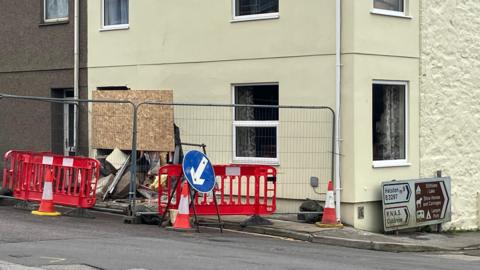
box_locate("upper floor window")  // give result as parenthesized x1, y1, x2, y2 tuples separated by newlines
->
(102, 0, 129, 30)
(372, 0, 406, 17)
(233, 0, 279, 22)
(44, 0, 69, 22)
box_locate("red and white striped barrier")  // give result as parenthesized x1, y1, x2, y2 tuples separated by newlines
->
(158, 164, 276, 217)
(3, 150, 100, 209)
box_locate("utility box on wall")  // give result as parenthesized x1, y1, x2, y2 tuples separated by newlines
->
(381, 177, 451, 232)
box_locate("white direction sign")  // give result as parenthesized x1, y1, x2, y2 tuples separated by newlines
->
(382, 177, 451, 232)
(190, 156, 208, 185)
(384, 207, 410, 228)
(383, 183, 411, 204)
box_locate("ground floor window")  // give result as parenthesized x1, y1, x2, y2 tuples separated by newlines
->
(233, 84, 279, 163)
(51, 89, 75, 156)
(372, 81, 408, 167)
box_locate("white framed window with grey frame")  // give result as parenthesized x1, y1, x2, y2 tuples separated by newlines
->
(372, 80, 409, 168)
(232, 83, 279, 164)
(102, 0, 129, 30)
(232, 0, 279, 22)
(372, 0, 408, 17)
(44, 0, 69, 23)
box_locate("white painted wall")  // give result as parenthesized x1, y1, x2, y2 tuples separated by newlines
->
(420, 0, 480, 230)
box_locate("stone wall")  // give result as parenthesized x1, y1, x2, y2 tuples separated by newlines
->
(420, 0, 480, 230)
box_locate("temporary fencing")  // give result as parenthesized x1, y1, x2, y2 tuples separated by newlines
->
(2, 150, 100, 208)
(0, 93, 335, 221)
(0, 93, 140, 219)
(140, 102, 334, 208)
(2, 150, 35, 191)
(158, 164, 276, 216)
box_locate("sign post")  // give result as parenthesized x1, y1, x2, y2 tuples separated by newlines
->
(381, 177, 451, 232)
(182, 150, 222, 232)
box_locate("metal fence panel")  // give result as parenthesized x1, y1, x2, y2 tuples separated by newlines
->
(1, 93, 334, 217)
(139, 103, 334, 202)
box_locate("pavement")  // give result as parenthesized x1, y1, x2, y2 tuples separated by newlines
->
(2, 196, 480, 256)
(4, 204, 480, 270)
(199, 215, 480, 254)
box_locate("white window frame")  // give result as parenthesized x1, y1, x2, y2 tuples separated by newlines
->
(371, 0, 412, 19)
(43, 0, 69, 23)
(232, 83, 280, 165)
(63, 90, 76, 155)
(231, 0, 279, 22)
(372, 80, 410, 168)
(101, 0, 129, 31)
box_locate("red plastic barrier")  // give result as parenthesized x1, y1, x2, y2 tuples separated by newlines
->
(158, 164, 276, 216)
(3, 151, 100, 208)
(2, 150, 37, 191)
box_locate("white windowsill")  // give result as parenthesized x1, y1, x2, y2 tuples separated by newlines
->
(233, 158, 279, 166)
(231, 13, 279, 23)
(100, 24, 130, 32)
(370, 9, 413, 19)
(44, 17, 69, 23)
(372, 161, 411, 168)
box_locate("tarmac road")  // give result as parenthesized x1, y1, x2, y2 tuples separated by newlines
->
(0, 205, 479, 270)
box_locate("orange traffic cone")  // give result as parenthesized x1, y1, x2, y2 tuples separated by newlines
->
(32, 168, 61, 216)
(173, 181, 192, 230)
(316, 181, 343, 228)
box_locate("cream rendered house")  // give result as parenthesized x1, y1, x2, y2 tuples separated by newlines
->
(88, 0, 420, 232)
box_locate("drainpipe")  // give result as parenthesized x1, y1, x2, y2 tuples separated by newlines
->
(73, 0, 80, 155)
(335, 0, 342, 223)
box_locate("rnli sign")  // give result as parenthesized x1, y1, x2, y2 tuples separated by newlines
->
(384, 206, 410, 228)
(381, 177, 451, 232)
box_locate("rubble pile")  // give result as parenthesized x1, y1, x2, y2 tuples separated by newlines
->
(96, 148, 169, 214)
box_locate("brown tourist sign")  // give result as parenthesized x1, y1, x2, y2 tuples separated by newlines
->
(382, 177, 451, 232)
(414, 181, 449, 223)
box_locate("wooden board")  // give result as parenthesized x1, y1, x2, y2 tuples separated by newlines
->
(92, 90, 174, 151)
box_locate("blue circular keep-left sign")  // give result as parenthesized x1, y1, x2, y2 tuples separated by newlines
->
(182, 150, 215, 193)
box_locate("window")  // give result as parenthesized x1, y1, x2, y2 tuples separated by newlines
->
(64, 90, 76, 155)
(233, 0, 279, 21)
(372, 81, 408, 167)
(51, 89, 75, 155)
(102, 0, 129, 29)
(44, 0, 69, 22)
(233, 84, 279, 164)
(372, 0, 407, 17)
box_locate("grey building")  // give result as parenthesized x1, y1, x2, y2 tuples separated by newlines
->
(0, 0, 88, 178)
